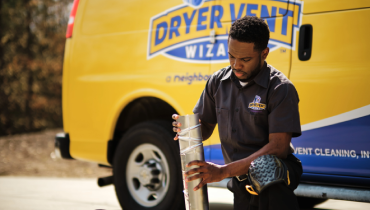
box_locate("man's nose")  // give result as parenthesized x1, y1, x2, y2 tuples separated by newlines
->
(233, 59, 243, 69)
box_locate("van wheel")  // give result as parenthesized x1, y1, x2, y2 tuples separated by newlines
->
(113, 121, 185, 210)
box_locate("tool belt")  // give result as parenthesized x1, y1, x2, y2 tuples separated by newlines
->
(239, 155, 290, 195)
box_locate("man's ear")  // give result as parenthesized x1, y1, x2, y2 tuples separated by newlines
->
(262, 47, 270, 60)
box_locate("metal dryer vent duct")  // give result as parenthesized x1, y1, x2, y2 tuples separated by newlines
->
(177, 114, 209, 210)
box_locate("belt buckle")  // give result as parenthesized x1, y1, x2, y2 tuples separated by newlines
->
(236, 174, 248, 182)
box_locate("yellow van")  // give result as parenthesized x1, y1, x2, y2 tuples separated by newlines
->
(56, 0, 370, 209)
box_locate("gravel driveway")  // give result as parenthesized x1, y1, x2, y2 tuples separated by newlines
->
(0, 129, 111, 178)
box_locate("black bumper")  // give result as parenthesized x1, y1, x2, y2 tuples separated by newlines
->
(55, 133, 74, 159)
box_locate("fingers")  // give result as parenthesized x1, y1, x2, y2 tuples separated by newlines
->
(194, 180, 207, 191)
(172, 121, 181, 127)
(186, 160, 206, 167)
(172, 114, 181, 140)
(172, 114, 181, 141)
(172, 127, 181, 132)
(186, 172, 204, 182)
(184, 166, 207, 177)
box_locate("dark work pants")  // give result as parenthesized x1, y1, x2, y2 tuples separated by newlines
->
(227, 154, 303, 210)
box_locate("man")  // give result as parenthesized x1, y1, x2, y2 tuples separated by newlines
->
(173, 16, 302, 210)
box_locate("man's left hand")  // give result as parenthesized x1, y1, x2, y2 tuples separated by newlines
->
(184, 161, 227, 191)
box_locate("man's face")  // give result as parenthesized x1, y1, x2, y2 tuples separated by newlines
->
(228, 38, 268, 81)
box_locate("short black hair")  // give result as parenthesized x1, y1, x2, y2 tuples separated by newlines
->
(229, 16, 270, 52)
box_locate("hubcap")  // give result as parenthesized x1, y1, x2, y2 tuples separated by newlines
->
(126, 144, 170, 207)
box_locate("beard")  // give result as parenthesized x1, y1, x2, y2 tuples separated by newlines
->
(236, 55, 262, 82)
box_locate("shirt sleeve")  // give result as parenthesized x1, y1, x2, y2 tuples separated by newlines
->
(193, 77, 217, 124)
(268, 83, 301, 137)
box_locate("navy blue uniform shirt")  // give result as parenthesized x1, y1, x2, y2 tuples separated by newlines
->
(193, 61, 301, 164)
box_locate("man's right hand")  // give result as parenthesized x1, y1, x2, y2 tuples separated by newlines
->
(172, 114, 181, 140)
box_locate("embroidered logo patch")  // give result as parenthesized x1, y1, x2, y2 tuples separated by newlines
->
(249, 95, 266, 110)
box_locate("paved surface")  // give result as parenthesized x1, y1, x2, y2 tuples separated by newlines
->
(0, 177, 370, 210)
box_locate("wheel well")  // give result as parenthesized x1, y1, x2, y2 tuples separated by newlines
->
(107, 97, 177, 164)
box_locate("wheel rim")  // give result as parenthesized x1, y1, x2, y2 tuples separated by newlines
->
(126, 143, 170, 207)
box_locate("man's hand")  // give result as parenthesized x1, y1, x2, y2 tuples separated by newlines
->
(172, 114, 203, 140)
(173, 113, 215, 141)
(184, 160, 227, 191)
(172, 114, 181, 140)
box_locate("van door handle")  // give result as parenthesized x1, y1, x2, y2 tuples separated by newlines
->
(298, 24, 313, 61)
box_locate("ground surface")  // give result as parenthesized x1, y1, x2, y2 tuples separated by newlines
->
(0, 129, 112, 178)
(1, 177, 370, 210)
(1, 130, 370, 210)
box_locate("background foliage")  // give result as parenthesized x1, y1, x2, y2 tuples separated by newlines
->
(0, 0, 73, 136)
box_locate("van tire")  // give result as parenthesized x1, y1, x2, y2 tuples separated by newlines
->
(113, 121, 185, 210)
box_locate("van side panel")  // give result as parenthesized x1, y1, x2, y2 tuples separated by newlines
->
(62, 39, 72, 133)
(290, 7, 370, 184)
(67, 0, 211, 163)
(303, 0, 370, 14)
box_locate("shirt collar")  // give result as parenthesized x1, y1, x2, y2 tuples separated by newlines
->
(221, 61, 269, 89)
(253, 61, 269, 89)
(221, 67, 232, 81)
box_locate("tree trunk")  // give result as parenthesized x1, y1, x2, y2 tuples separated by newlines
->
(24, 0, 34, 131)
(0, 0, 9, 135)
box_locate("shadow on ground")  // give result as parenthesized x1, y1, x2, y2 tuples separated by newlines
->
(210, 203, 233, 210)
(208, 203, 332, 210)
(301, 209, 331, 210)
